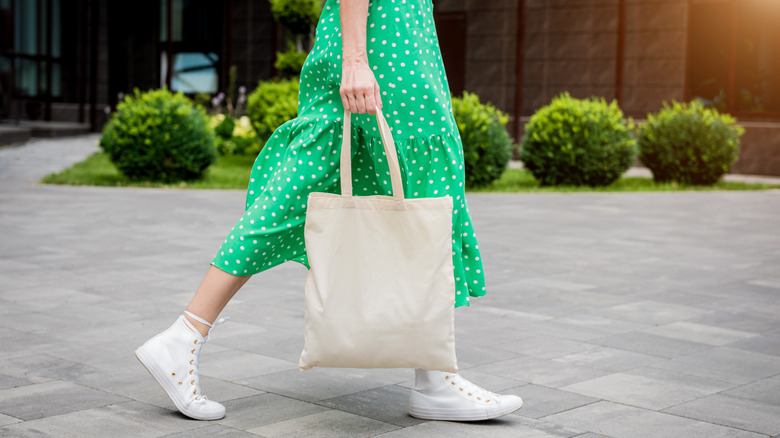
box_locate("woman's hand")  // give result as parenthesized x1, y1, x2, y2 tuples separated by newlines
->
(340, 58, 382, 115)
(339, 0, 382, 115)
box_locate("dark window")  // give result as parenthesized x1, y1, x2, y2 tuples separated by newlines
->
(735, 0, 780, 114)
(688, 0, 780, 118)
(159, 0, 222, 93)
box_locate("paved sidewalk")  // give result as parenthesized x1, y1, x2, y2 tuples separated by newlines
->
(1, 136, 779, 437)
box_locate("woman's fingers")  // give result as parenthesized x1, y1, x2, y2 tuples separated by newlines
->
(364, 84, 379, 115)
(340, 61, 381, 115)
(355, 89, 368, 114)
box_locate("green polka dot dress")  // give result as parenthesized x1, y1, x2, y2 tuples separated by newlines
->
(211, 0, 486, 307)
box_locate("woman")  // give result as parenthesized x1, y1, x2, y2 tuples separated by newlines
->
(135, 0, 523, 422)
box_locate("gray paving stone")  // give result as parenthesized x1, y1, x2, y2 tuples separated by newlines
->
(452, 343, 522, 366)
(508, 415, 588, 437)
(3, 137, 780, 435)
(212, 330, 306, 364)
(0, 326, 70, 361)
(729, 335, 780, 357)
(374, 414, 582, 438)
(247, 409, 399, 437)
(217, 393, 328, 430)
(694, 283, 780, 314)
(638, 290, 737, 313)
(592, 331, 712, 359)
(160, 424, 260, 437)
(494, 335, 597, 359)
(199, 349, 299, 381)
(0, 380, 127, 420)
(0, 413, 21, 427)
(572, 434, 616, 438)
(552, 347, 664, 372)
(0, 353, 105, 384)
(0, 374, 29, 390)
(545, 401, 767, 438)
(521, 314, 649, 342)
(511, 384, 599, 419)
(454, 318, 539, 348)
(689, 309, 780, 333)
(479, 356, 611, 388)
(651, 347, 780, 385)
(239, 367, 410, 403)
(664, 394, 780, 436)
(747, 279, 780, 290)
(460, 304, 554, 327)
(560, 367, 734, 410)
(320, 384, 425, 427)
(640, 321, 758, 346)
(594, 300, 713, 326)
(0, 401, 207, 438)
(722, 376, 780, 405)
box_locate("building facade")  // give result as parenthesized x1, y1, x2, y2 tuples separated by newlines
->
(2, 0, 779, 175)
(0, 0, 276, 130)
(435, 0, 780, 176)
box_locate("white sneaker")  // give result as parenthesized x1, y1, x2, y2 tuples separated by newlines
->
(135, 312, 226, 420)
(409, 369, 523, 421)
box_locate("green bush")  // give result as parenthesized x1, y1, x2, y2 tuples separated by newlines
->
(275, 42, 309, 77)
(269, 0, 322, 36)
(209, 114, 262, 156)
(191, 92, 212, 109)
(246, 78, 299, 144)
(520, 93, 636, 187)
(215, 115, 236, 140)
(451, 92, 515, 187)
(99, 88, 216, 182)
(638, 100, 743, 185)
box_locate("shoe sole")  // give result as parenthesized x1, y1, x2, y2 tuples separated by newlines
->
(134, 346, 224, 421)
(409, 399, 523, 422)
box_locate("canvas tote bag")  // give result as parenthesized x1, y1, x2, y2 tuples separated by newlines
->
(298, 108, 458, 373)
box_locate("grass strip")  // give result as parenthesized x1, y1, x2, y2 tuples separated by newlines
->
(42, 152, 780, 192)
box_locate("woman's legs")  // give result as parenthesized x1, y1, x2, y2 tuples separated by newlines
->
(184, 265, 251, 337)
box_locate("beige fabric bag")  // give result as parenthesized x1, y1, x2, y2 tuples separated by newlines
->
(298, 109, 458, 372)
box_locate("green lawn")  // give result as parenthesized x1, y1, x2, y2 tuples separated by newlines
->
(42, 152, 256, 189)
(469, 167, 780, 192)
(42, 152, 780, 192)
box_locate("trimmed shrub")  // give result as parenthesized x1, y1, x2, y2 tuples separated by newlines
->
(520, 93, 636, 187)
(210, 114, 261, 156)
(269, 0, 322, 37)
(99, 88, 216, 182)
(451, 91, 515, 187)
(275, 42, 309, 77)
(215, 115, 236, 140)
(246, 78, 299, 144)
(638, 100, 743, 185)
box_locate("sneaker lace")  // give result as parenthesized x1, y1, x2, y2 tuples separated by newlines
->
(447, 373, 499, 402)
(184, 312, 228, 401)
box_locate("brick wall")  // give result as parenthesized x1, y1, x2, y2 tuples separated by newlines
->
(436, 0, 518, 113)
(519, 0, 689, 119)
(620, 0, 687, 117)
(523, 0, 619, 115)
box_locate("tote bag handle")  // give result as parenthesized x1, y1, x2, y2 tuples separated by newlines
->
(340, 109, 405, 201)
